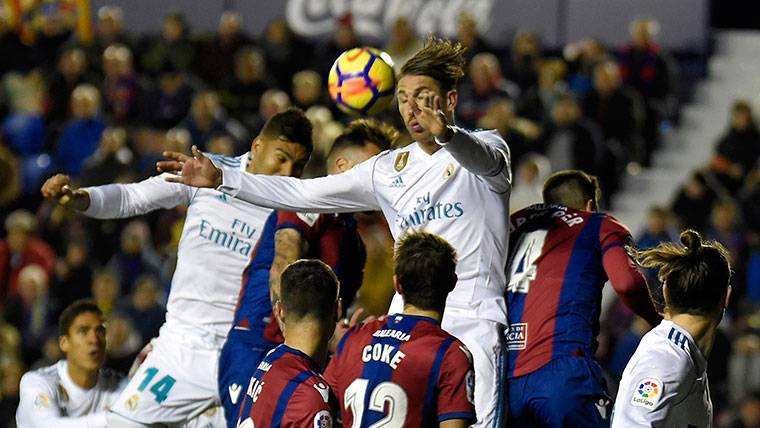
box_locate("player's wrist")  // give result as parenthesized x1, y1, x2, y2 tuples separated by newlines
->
(72, 190, 91, 211)
(434, 125, 456, 146)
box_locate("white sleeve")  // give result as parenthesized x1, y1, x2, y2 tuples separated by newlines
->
(16, 373, 108, 428)
(81, 174, 195, 219)
(217, 155, 380, 213)
(611, 347, 690, 428)
(442, 128, 512, 194)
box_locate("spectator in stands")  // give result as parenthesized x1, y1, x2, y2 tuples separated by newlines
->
(565, 38, 610, 97)
(456, 13, 489, 63)
(2, 70, 46, 156)
(4, 264, 53, 364)
(181, 91, 244, 151)
(711, 100, 760, 194)
(0, 210, 55, 307)
(249, 88, 291, 136)
(477, 98, 537, 166)
(672, 170, 717, 233)
(315, 14, 359, 76)
(91, 5, 132, 66)
(292, 70, 327, 111)
(140, 12, 195, 76)
(260, 18, 310, 90)
(619, 18, 677, 166)
(384, 17, 422, 74)
(142, 62, 195, 129)
(508, 153, 551, 213)
(196, 11, 252, 87)
(605, 316, 650, 381)
(0, 359, 24, 427)
(101, 44, 142, 125)
(0, 143, 20, 209)
(206, 134, 236, 156)
(52, 240, 94, 312)
(119, 275, 165, 344)
(708, 200, 747, 270)
(517, 58, 569, 125)
(46, 47, 95, 125)
(91, 268, 120, 317)
(637, 206, 677, 249)
(81, 126, 135, 186)
(457, 52, 520, 128)
(539, 93, 600, 175)
(55, 84, 106, 177)
(582, 60, 644, 174)
(30, 334, 62, 370)
(104, 312, 142, 374)
(725, 392, 760, 428)
(106, 220, 163, 295)
(504, 31, 541, 91)
(220, 47, 273, 130)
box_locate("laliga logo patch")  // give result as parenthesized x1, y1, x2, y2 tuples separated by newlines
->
(394, 152, 409, 172)
(314, 410, 333, 428)
(631, 378, 662, 410)
(34, 393, 50, 408)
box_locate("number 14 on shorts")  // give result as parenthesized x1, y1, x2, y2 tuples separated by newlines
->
(138, 367, 176, 403)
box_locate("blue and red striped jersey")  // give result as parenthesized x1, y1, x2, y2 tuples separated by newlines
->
(233, 210, 365, 343)
(506, 204, 659, 378)
(324, 314, 476, 427)
(236, 344, 337, 428)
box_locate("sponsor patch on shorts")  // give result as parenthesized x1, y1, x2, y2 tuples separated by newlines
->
(506, 323, 528, 350)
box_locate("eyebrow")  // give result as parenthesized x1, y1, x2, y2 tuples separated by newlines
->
(274, 147, 295, 160)
(397, 86, 431, 96)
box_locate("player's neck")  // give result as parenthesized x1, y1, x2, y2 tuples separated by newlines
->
(66, 361, 99, 389)
(402, 305, 443, 322)
(284, 323, 331, 369)
(668, 314, 718, 359)
(417, 139, 443, 155)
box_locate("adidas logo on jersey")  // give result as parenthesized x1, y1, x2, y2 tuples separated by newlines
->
(390, 176, 406, 188)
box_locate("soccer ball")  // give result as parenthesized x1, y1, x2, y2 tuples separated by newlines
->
(328, 47, 396, 116)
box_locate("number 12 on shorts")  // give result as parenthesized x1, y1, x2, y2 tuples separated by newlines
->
(138, 367, 176, 403)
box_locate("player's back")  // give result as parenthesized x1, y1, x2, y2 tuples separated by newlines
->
(237, 345, 335, 428)
(506, 203, 630, 378)
(612, 320, 711, 427)
(233, 210, 365, 343)
(324, 314, 476, 427)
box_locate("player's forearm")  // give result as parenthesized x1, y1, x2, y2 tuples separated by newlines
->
(218, 170, 377, 213)
(270, 229, 306, 300)
(442, 129, 509, 178)
(82, 176, 187, 219)
(605, 248, 661, 326)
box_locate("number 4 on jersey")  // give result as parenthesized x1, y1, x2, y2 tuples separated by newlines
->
(507, 230, 547, 294)
(137, 367, 176, 403)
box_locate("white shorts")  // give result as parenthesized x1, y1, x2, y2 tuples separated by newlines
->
(108, 327, 226, 427)
(389, 294, 507, 428)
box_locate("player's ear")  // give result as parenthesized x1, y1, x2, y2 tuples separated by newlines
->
(59, 335, 69, 354)
(585, 199, 596, 212)
(251, 137, 264, 155)
(334, 156, 349, 174)
(724, 285, 732, 310)
(661, 282, 672, 315)
(392, 275, 403, 295)
(274, 300, 285, 327)
(446, 89, 458, 114)
(336, 298, 343, 323)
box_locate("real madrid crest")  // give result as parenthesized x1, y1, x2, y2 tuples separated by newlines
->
(443, 163, 456, 180)
(126, 394, 140, 411)
(394, 152, 409, 172)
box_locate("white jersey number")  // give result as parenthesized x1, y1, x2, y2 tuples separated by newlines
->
(345, 379, 408, 428)
(507, 230, 547, 294)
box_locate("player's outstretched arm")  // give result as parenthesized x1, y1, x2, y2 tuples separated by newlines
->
(414, 93, 511, 193)
(159, 146, 380, 213)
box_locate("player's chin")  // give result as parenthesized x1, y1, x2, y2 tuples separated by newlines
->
(409, 127, 431, 142)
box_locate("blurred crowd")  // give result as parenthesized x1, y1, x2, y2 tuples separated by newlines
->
(0, 3, 758, 428)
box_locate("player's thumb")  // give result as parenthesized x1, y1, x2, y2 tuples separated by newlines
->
(59, 185, 75, 205)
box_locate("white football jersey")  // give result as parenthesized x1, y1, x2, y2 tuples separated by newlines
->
(16, 360, 125, 428)
(83, 153, 272, 343)
(612, 320, 712, 428)
(217, 129, 511, 323)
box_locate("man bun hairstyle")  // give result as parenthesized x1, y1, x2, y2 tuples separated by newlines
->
(630, 229, 731, 316)
(400, 37, 467, 92)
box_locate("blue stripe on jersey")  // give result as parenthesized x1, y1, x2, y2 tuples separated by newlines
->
(601, 241, 625, 254)
(238, 346, 288, 422)
(422, 337, 455, 426)
(359, 315, 423, 426)
(439, 412, 477, 422)
(335, 325, 359, 358)
(668, 327, 688, 351)
(551, 214, 603, 359)
(271, 370, 314, 427)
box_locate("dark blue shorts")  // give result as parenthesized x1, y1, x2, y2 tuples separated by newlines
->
(218, 329, 276, 428)
(507, 356, 612, 428)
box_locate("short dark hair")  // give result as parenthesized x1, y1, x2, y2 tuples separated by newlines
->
(400, 37, 466, 92)
(630, 229, 731, 316)
(279, 259, 339, 322)
(59, 299, 103, 337)
(542, 170, 601, 210)
(327, 118, 397, 163)
(260, 108, 313, 155)
(395, 232, 457, 311)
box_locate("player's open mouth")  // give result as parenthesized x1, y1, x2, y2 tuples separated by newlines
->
(410, 122, 424, 133)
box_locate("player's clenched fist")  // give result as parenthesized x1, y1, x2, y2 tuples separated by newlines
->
(40, 174, 90, 211)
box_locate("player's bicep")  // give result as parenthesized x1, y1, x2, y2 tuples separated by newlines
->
(270, 228, 307, 300)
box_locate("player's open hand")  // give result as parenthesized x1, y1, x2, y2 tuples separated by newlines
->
(157, 146, 222, 188)
(41, 174, 89, 211)
(410, 91, 450, 140)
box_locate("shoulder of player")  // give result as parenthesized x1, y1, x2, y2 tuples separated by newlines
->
(20, 365, 59, 392)
(596, 212, 632, 235)
(290, 373, 332, 407)
(626, 332, 695, 384)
